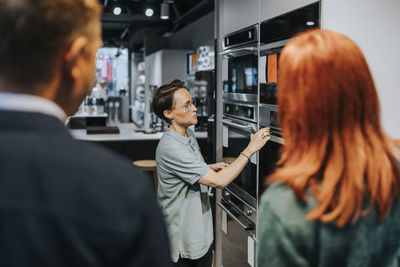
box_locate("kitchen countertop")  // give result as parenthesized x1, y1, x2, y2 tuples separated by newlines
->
(69, 123, 207, 142)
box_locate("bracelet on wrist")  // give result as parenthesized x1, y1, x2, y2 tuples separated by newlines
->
(240, 152, 251, 161)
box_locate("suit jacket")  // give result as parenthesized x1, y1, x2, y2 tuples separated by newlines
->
(0, 110, 172, 267)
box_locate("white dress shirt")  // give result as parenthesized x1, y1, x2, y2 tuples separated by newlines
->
(0, 92, 67, 122)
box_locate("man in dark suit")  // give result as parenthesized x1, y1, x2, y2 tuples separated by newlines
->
(0, 0, 172, 266)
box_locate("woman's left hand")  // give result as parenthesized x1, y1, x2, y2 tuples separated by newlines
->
(209, 162, 229, 172)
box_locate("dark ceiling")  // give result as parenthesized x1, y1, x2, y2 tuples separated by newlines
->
(99, 0, 214, 51)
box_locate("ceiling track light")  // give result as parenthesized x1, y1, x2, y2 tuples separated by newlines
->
(113, 6, 122, 16)
(145, 8, 154, 17)
(160, 2, 169, 20)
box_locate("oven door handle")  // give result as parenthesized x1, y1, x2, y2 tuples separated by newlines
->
(217, 201, 255, 231)
(220, 119, 256, 134)
(219, 46, 257, 58)
(269, 129, 285, 145)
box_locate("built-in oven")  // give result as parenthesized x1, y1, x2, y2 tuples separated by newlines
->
(221, 115, 257, 208)
(259, 2, 320, 45)
(219, 98, 259, 267)
(218, 189, 256, 267)
(259, 1, 320, 106)
(221, 25, 258, 103)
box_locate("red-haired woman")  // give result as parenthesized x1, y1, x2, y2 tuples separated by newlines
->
(257, 29, 400, 267)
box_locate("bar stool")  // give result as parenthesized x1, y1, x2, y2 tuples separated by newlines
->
(132, 160, 158, 192)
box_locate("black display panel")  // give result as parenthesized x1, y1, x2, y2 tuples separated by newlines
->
(260, 83, 277, 105)
(224, 25, 257, 49)
(260, 2, 320, 44)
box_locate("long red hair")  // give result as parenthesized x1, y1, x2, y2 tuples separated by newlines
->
(267, 30, 400, 227)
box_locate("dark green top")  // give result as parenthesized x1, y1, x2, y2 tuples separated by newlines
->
(257, 182, 400, 267)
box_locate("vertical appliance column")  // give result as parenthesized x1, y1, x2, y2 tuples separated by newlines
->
(256, 4, 321, 266)
(217, 24, 259, 267)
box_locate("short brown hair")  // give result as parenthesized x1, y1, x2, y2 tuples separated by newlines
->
(0, 0, 101, 93)
(152, 79, 186, 124)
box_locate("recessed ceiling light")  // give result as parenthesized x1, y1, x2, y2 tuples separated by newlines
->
(145, 8, 154, 17)
(113, 6, 122, 16)
(306, 21, 315, 26)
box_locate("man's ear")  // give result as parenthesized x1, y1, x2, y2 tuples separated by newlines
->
(64, 36, 89, 80)
(163, 109, 173, 120)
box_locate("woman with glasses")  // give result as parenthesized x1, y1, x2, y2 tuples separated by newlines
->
(152, 79, 269, 267)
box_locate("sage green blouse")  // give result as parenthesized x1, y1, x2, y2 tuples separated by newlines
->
(156, 128, 213, 263)
(257, 182, 400, 267)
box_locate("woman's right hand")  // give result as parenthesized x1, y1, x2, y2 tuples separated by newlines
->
(244, 127, 270, 156)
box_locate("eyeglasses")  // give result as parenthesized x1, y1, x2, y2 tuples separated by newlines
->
(173, 101, 196, 112)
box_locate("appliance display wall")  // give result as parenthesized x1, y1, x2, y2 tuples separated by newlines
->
(257, 0, 321, 218)
(220, 24, 260, 208)
(218, 24, 260, 267)
(215, 2, 321, 267)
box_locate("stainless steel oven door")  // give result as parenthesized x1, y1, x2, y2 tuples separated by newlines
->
(221, 117, 257, 208)
(218, 190, 256, 267)
(259, 104, 284, 197)
(258, 140, 282, 197)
